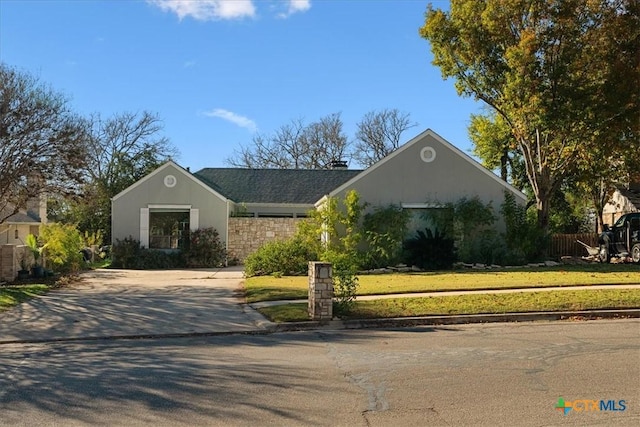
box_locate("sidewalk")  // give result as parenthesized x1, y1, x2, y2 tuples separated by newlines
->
(248, 284, 640, 332)
(249, 283, 640, 309)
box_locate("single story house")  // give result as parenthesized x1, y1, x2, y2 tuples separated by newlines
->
(111, 129, 527, 261)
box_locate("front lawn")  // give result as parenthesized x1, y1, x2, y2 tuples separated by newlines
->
(257, 289, 640, 322)
(244, 264, 640, 303)
(0, 285, 50, 312)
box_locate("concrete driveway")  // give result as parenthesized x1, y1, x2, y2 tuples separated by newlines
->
(0, 267, 268, 344)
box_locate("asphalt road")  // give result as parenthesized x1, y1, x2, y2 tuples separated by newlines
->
(0, 319, 638, 426)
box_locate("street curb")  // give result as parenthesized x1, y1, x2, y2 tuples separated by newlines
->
(1, 309, 637, 345)
(268, 309, 640, 332)
(0, 329, 274, 346)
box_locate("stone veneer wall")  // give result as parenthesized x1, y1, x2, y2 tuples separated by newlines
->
(227, 217, 305, 262)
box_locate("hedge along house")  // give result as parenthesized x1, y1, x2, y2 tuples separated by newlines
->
(111, 129, 527, 262)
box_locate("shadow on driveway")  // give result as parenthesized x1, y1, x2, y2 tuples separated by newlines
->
(0, 268, 257, 343)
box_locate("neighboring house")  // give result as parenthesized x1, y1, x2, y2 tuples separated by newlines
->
(602, 181, 640, 226)
(0, 197, 47, 282)
(0, 196, 47, 245)
(111, 129, 528, 261)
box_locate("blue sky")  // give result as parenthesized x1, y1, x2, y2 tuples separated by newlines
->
(1, 0, 483, 171)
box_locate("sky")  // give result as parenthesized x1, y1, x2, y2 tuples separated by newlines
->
(0, 0, 485, 171)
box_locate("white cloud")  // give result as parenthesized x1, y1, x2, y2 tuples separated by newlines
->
(203, 109, 257, 132)
(147, 0, 256, 21)
(183, 60, 196, 68)
(278, 0, 311, 18)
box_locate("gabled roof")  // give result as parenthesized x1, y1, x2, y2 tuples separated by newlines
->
(194, 168, 362, 204)
(3, 211, 40, 224)
(0, 205, 41, 224)
(111, 160, 228, 202)
(327, 128, 528, 202)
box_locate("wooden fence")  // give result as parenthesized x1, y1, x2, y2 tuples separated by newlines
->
(549, 233, 598, 258)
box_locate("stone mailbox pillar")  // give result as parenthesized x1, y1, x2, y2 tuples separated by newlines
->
(308, 261, 333, 321)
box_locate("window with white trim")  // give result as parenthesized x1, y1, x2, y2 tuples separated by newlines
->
(401, 203, 453, 237)
(149, 211, 190, 249)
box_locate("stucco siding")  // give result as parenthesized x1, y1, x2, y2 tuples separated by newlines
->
(0, 224, 38, 246)
(111, 164, 228, 245)
(331, 132, 524, 231)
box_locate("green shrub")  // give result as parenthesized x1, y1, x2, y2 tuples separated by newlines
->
(457, 229, 508, 265)
(244, 238, 318, 277)
(323, 249, 359, 313)
(186, 228, 226, 267)
(111, 237, 190, 269)
(138, 249, 185, 269)
(113, 228, 226, 269)
(361, 204, 410, 269)
(403, 228, 457, 270)
(83, 230, 104, 248)
(39, 223, 84, 273)
(111, 237, 143, 268)
(501, 192, 549, 262)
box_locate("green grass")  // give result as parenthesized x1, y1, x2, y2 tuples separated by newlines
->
(244, 264, 640, 303)
(258, 303, 310, 322)
(88, 259, 112, 269)
(0, 285, 50, 312)
(257, 289, 640, 322)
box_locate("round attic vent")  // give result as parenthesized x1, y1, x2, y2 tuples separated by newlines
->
(164, 175, 177, 188)
(420, 146, 436, 163)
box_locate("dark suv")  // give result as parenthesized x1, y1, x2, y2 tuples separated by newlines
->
(598, 212, 640, 263)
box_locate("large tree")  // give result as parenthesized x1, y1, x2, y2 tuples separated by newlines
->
(421, 0, 639, 231)
(85, 111, 177, 194)
(468, 110, 526, 188)
(0, 63, 88, 224)
(53, 111, 177, 241)
(353, 109, 416, 167)
(226, 113, 350, 169)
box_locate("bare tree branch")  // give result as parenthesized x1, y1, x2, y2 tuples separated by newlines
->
(0, 63, 88, 224)
(353, 109, 416, 167)
(226, 113, 350, 169)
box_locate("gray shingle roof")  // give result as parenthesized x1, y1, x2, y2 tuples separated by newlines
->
(193, 168, 362, 204)
(2, 210, 40, 224)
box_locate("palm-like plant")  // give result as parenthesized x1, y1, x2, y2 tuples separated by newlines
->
(25, 234, 46, 267)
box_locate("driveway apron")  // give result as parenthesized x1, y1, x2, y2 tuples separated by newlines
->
(0, 268, 265, 343)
